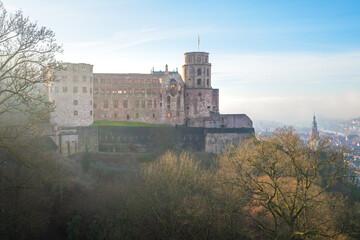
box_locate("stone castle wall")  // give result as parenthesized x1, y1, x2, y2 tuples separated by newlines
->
(69, 126, 254, 154)
(93, 71, 185, 126)
(48, 63, 94, 127)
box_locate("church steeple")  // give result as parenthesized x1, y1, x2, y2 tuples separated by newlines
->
(310, 114, 319, 139)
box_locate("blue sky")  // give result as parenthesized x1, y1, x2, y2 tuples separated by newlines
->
(3, 0, 360, 125)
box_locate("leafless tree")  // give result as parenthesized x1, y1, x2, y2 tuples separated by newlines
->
(0, 1, 62, 145)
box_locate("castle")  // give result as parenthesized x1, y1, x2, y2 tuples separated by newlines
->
(47, 51, 254, 155)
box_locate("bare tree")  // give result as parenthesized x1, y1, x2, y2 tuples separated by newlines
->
(0, 1, 62, 145)
(0, 1, 62, 191)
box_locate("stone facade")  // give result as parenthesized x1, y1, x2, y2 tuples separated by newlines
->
(47, 63, 94, 127)
(46, 51, 254, 155)
(93, 67, 185, 126)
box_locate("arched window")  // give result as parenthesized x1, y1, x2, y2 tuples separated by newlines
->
(207, 79, 209, 86)
(167, 96, 171, 104)
(197, 79, 201, 86)
(176, 96, 181, 109)
(207, 69, 209, 76)
(197, 68, 201, 76)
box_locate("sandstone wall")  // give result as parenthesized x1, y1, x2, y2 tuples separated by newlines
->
(93, 72, 185, 126)
(49, 63, 94, 127)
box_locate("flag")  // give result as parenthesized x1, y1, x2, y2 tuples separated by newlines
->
(198, 35, 200, 51)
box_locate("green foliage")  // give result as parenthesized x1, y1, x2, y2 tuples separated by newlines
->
(81, 145, 92, 173)
(67, 215, 82, 240)
(137, 153, 155, 163)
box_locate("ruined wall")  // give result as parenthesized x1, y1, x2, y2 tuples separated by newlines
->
(205, 128, 254, 153)
(77, 126, 99, 152)
(96, 126, 205, 153)
(93, 71, 185, 126)
(48, 63, 94, 127)
(184, 88, 219, 127)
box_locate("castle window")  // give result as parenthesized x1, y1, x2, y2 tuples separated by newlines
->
(141, 100, 146, 108)
(198, 93, 202, 97)
(135, 100, 139, 108)
(147, 100, 152, 108)
(154, 100, 157, 108)
(82, 87, 87, 93)
(62, 86, 67, 93)
(205, 56, 208, 63)
(73, 76, 78, 82)
(189, 55, 193, 63)
(90, 87, 92, 95)
(197, 79, 201, 86)
(90, 111, 92, 116)
(104, 100, 108, 108)
(73, 100, 78, 105)
(176, 96, 181, 109)
(207, 79, 209, 86)
(114, 113, 117, 118)
(136, 113, 139, 118)
(153, 114, 155, 118)
(73, 86, 78, 93)
(113, 100, 118, 108)
(127, 114, 129, 119)
(160, 102, 162, 107)
(123, 100, 128, 108)
(82, 76, 87, 82)
(197, 68, 201, 76)
(93, 104, 97, 108)
(90, 77, 92, 83)
(90, 100, 92, 105)
(74, 110, 78, 116)
(197, 56, 201, 62)
(207, 69, 209, 76)
(191, 67, 194, 74)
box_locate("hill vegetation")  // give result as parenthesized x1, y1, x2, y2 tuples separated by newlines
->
(1, 127, 359, 240)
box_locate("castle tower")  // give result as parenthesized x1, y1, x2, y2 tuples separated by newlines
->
(183, 52, 211, 88)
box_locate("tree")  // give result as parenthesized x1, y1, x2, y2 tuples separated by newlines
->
(218, 127, 349, 239)
(0, 1, 62, 146)
(0, 1, 62, 187)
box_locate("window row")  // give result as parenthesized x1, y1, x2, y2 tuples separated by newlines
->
(52, 86, 93, 94)
(97, 110, 180, 120)
(73, 110, 92, 116)
(94, 88, 160, 95)
(72, 100, 92, 106)
(57, 75, 93, 82)
(190, 68, 210, 76)
(186, 55, 209, 64)
(94, 78, 160, 84)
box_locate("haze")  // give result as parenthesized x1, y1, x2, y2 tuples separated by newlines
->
(4, 0, 360, 125)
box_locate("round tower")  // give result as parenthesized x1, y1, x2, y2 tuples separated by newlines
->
(182, 52, 211, 88)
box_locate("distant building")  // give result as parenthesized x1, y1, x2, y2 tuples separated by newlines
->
(310, 114, 319, 139)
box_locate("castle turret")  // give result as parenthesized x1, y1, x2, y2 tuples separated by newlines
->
(182, 52, 211, 88)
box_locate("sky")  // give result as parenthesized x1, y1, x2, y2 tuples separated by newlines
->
(3, 0, 360, 126)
